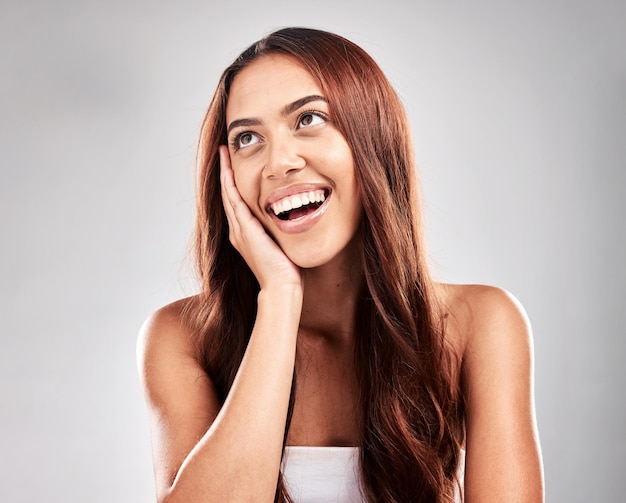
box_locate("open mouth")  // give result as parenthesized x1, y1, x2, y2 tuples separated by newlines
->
(268, 188, 330, 221)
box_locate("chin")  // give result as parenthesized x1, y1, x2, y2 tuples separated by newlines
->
(284, 249, 329, 269)
(280, 234, 361, 271)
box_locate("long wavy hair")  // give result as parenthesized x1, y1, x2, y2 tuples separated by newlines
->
(185, 27, 465, 502)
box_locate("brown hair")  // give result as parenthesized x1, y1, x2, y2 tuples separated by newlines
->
(187, 27, 464, 502)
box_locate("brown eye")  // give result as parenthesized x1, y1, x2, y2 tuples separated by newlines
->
(233, 131, 260, 150)
(297, 112, 325, 129)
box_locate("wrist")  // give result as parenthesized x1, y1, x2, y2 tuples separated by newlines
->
(258, 284, 303, 308)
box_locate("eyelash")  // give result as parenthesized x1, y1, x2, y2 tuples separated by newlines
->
(229, 110, 329, 151)
(230, 132, 256, 151)
(297, 109, 329, 127)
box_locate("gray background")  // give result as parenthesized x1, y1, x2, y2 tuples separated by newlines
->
(1, 0, 624, 501)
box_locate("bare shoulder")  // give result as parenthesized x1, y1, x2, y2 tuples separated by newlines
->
(435, 283, 532, 362)
(137, 297, 221, 497)
(137, 297, 198, 379)
(137, 296, 216, 414)
(437, 283, 544, 500)
(137, 297, 196, 357)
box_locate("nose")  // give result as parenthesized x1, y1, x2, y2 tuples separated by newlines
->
(262, 134, 305, 179)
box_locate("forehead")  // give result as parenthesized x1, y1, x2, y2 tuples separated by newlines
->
(226, 55, 323, 121)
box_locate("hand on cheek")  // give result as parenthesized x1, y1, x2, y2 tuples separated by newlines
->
(219, 146, 302, 291)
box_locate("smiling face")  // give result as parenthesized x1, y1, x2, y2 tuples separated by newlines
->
(225, 55, 362, 269)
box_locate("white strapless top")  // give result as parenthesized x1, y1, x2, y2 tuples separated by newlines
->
(282, 446, 364, 502)
(282, 446, 465, 503)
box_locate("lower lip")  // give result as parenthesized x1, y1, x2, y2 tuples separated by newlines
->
(268, 195, 330, 234)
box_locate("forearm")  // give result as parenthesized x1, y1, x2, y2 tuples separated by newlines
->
(162, 286, 302, 503)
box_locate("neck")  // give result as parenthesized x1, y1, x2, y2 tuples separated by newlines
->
(298, 248, 363, 345)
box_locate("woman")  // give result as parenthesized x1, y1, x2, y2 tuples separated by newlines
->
(137, 27, 544, 502)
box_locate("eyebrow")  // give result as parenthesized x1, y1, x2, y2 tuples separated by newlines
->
(226, 94, 328, 135)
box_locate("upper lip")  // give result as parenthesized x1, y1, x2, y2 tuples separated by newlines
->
(264, 183, 331, 211)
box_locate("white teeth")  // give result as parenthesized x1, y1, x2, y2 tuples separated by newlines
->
(270, 189, 327, 216)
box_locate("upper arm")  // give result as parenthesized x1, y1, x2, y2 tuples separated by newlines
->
(137, 300, 222, 501)
(461, 286, 544, 502)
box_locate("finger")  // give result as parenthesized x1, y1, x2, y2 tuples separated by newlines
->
(219, 145, 233, 204)
(218, 144, 232, 189)
(219, 146, 240, 228)
(218, 146, 266, 250)
(219, 146, 258, 227)
(219, 146, 239, 207)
